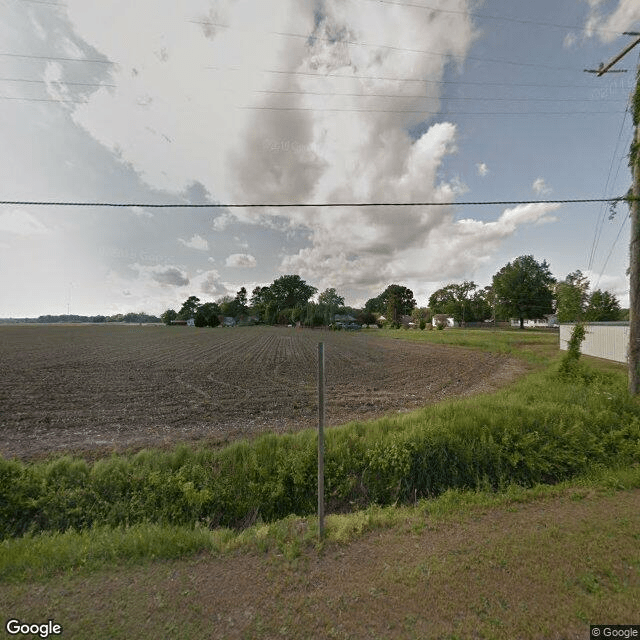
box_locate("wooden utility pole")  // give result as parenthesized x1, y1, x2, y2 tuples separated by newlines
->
(589, 34, 640, 395)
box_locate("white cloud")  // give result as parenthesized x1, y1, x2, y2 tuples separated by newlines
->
(212, 212, 236, 231)
(226, 253, 257, 268)
(563, 32, 577, 48)
(62, 0, 560, 300)
(532, 178, 552, 196)
(583, 0, 640, 42)
(178, 234, 209, 251)
(129, 206, 154, 218)
(0, 209, 51, 236)
(130, 263, 190, 287)
(476, 162, 489, 177)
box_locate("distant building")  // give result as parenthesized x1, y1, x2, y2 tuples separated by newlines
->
(510, 314, 558, 328)
(432, 314, 457, 328)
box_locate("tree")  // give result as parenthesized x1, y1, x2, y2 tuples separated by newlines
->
(316, 288, 345, 325)
(318, 288, 345, 307)
(194, 302, 220, 327)
(492, 255, 555, 329)
(161, 309, 178, 325)
(177, 296, 200, 320)
(270, 275, 318, 310)
(585, 289, 622, 321)
(378, 284, 416, 324)
(234, 287, 248, 316)
(555, 270, 590, 323)
(428, 281, 490, 324)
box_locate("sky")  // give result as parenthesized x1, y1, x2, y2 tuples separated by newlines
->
(1, 0, 640, 317)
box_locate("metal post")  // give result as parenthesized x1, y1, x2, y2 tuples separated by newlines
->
(317, 342, 325, 540)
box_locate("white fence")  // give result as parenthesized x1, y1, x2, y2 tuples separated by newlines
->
(559, 322, 629, 364)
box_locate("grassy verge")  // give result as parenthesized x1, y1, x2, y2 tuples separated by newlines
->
(2, 462, 640, 583)
(374, 326, 560, 365)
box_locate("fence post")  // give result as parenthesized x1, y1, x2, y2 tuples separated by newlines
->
(317, 342, 325, 541)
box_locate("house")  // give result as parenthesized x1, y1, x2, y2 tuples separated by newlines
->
(509, 314, 558, 328)
(432, 314, 457, 328)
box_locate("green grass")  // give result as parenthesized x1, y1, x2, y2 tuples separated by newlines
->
(374, 326, 559, 365)
(2, 463, 639, 582)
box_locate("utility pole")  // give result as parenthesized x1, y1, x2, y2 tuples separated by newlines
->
(588, 33, 640, 395)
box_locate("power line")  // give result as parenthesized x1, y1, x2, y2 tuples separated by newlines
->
(0, 197, 628, 208)
(0, 76, 614, 102)
(0, 51, 113, 64)
(0, 94, 625, 116)
(0, 77, 115, 88)
(207, 66, 598, 90)
(252, 88, 623, 103)
(191, 20, 579, 72)
(240, 105, 625, 116)
(356, 0, 630, 37)
(588, 105, 631, 270)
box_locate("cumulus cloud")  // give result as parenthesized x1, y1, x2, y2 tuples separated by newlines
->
(63, 0, 561, 300)
(0, 209, 51, 235)
(178, 234, 209, 251)
(130, 264, 189, 287)
(212, 212, 236, 231)
(583, 0, 640, 42)
(532, 178, 552, 196)
(226, 253, 257, 268)
(476, 162, 489, 177)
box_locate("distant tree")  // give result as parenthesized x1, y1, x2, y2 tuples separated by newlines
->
(585, 289, 622, 321)
(234, 287, 248, 315)
(318, 288, 345, 308)
(555, 270, 590, 323)
(177, 296, 200, 320)
(492, 255, 555, 329)
(161, 309, 178, 325)
(194, 302, 221, 327)
(379, 284, 416, 324)
(270, 275, 317, 310)
(217, 295, 235, 317)
(428, 281, 489, 324)
(364, 295, 384, 314)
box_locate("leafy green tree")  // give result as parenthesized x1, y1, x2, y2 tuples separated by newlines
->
(318, 288, 345, 307)
(492, 255, 555, 329)
(555, 270, 590, 323)
(177, 296, 200, 320)
(234, 287, 248, 315)
(161, 309, 178, 325)
(217, 295, 235, 317)
(364, 295, 384, 314)
(379, 284, 416, 324)
(428, 281, 489, 323)
(194, 302, 221, 327)
(270, 275, 318, 310)
(585, 289, 622, 321)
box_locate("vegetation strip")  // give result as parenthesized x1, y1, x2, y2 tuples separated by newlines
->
(2, 464, 640, 583)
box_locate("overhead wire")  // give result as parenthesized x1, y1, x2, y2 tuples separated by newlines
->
(0, 197, 628, 208)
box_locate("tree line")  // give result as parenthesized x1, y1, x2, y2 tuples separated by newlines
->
(161, 255, 625, 329)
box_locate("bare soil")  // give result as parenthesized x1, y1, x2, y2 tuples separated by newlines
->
(0, 325, 527, 460)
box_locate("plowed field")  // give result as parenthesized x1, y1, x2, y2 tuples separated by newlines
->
(0, 325, 526, 460)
